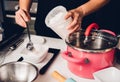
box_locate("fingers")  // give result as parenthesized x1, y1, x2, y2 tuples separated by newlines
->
(69, 24, 81, 34)
(65, 9, 82, 33)
(67, 19, 79, 29)
(15, 12, 26, 28)
(66, 15, 81, 33)
(64, 11, 72, 19)
(15, 9, 31, 28)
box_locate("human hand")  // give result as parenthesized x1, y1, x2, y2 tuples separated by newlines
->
(15, 9, 31, 28)
(65, 8, 84, 34)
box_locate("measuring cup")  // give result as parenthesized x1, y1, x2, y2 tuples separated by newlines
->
(45, 5, 72, 40)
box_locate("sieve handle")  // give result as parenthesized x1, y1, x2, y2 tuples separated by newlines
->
(85, 23, 99, 36)
(100, 29, 116, 36)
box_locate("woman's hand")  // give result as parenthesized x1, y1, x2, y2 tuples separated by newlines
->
(65, 8, 84, 34)
(15, 9, 31, 28)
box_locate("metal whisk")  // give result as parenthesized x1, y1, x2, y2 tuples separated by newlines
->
(26, 22, 34, 50)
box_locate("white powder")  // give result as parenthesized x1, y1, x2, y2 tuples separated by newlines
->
(48, 12, 72, 40)
(49, 12, 65, 26)
(21, 44, 48, 63)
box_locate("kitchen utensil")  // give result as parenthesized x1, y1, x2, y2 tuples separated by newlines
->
(84, 23, 99, 44)
(39, 48, 60, 74)
(5, 39, 24, 56)
(52, 70, 76, 82)
(0, 61, 38, 82)
(9, 39, 24, 51)
(61, 23, 120, 79)
(26, 22, 34, 50)
(0, 34, 21, 51)
(45, 5, 72, 40)
(17, 57, 24, 62)
(93, 67, 120, 82)
(0, 39, 24, 66)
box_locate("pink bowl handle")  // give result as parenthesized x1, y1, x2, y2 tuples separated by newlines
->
(61, 51, 88, 64)
(85, 23, 99, 36)
(100, 29, 116, 36)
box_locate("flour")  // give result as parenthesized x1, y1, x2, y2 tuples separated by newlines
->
(49, 12, 65, 26)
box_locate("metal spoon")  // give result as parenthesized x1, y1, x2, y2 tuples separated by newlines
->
(26, 22, 34, 51)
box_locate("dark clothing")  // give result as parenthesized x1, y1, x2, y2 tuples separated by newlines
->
(35, 0, 119, 39)
(81, 0, 119, 34)
(93, 0, 119, 35)
(2, 22, 24, 40)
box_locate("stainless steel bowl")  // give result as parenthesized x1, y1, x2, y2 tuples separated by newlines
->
(66, 30, 118, 53)
(0, 61, 38, 82)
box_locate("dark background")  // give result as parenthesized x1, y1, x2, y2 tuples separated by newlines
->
(82, 0, 119, 34)
(1, 0, 119, 38)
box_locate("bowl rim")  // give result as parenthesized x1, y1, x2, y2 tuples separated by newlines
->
(0, 61, 38, 82)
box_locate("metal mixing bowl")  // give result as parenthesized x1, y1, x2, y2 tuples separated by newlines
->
(66, 30, 118, 52)
(0, 61, 38, 82)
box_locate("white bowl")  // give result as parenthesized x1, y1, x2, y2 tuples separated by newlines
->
(93, 67, 120, 82)
(21, 45, 49, 64)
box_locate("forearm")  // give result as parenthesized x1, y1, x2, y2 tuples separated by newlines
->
(19, 0, 33, 12)
(77, 0, 110, 16)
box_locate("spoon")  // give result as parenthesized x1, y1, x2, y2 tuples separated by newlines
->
(26, 22, 34, 51)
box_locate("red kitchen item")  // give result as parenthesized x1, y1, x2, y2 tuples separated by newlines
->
(84, 22, 99, 36)
(61, 23, 120, 79)
(84, 23, 99, 44)
(62, 48, 115, 79)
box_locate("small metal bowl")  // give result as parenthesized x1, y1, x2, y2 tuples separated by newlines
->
(0, 61, 38, 82)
